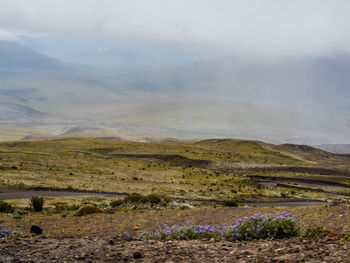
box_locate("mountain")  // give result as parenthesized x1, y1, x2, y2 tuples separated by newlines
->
(63, 48, 156, 70)
(14, 36, 215, 71)
(111, 55, 350, 109)
(0, 42, 350, 144)
(0, 40, 62, 70)
(0, 102, 45, 121)
(318, 144, 350, 154)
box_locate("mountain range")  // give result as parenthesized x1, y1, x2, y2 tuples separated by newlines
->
(0, 40, 350, 145)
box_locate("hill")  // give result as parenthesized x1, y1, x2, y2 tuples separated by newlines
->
(0, 40, 62, 70)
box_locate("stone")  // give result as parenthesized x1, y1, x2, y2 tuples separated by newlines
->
(121, 232, 132, 240)
(30, 225, 43, 235)
(133, 251, 142, 259)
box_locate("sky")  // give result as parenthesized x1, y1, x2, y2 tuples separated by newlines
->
(0, 0, 350, 57)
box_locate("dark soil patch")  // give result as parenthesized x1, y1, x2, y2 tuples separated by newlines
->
(220, 166, 350, 177)
(247, 175, 350, 188)
(112, 153, 212, 168)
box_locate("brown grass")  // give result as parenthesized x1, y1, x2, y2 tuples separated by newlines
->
(1, 205, 349, 238)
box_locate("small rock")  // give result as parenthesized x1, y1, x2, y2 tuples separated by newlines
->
(133, 251, 142, 259)
(30, 225, 43, 235)
(108, 239, 115, 245)
(121, 232, 132, 240)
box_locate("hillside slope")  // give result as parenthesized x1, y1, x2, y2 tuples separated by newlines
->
(0, 40, 62, 70)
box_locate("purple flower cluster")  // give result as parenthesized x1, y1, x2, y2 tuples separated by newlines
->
(0, 224, 21, 239)
(0, 224, 12, 238)
(145, 212, 301, 241)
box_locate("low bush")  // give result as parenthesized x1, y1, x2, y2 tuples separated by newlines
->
(222, 199, 238, 207)
(143, 212, 301, 241)
(75, 205, 104, 216)
(53, 203, 80, 213)
(124, 193, 145, 204)
(110, 199, 124, 208)
(341, 234, 350, 242)
(146, 194, 162, 204)
(12, 210, 26, 219)
(110, 193, 171, 209)
(303, 226, 331, 238)
(30, 196, 45, 212)
(0, 200, 15, 213)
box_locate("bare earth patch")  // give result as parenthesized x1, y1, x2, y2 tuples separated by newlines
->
(1, 236, 349, 262)
(0, 205, 349, 262)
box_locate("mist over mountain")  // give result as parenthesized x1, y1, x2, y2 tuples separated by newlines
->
(0, 40, 350, 144)
(0, 40, 62, 70)
(14, 36, 217, 70)
(114, 55, 350, 108)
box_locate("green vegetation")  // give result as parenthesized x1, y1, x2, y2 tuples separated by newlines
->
(341, 233, 350, 242)
(0, 200, 15, 213)
(221, 199, 238, 207)
(303, 226, 331, 238)
(144, 212, 301, 241)
(30, 197, 45, 212)
(110, 193, 180, 210)
(75, 205, 104, 216)
(0, 137, 349, 202)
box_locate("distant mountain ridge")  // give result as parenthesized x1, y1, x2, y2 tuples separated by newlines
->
(0, 40, 62, 70)
(0, 41, 350, 144)
(318, 144, 350, 154)
(112, 55, 350, 108)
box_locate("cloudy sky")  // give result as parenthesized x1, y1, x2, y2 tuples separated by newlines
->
(1, 0, 350, 57)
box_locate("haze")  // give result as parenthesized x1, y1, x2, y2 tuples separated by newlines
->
(0, 0, 350, 146)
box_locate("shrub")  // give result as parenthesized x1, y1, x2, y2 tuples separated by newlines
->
(303, 226, 331, 238)
(222, 199, 238, 207)
(341, 234, 350, 242)
(124, 193, 146, 204)
(0, 200, 15, 213)
(280, 192, 288, 198)
(54, 202, 68, 213)
(223, 212, 300, 241)
(146, 194, 162, 204)
(30, 197, 45, 212)
(144, 212, 301, 241)
(110, 199, 125, 207)
(75, 205, 104, 216)
(109, 193, 173, 211)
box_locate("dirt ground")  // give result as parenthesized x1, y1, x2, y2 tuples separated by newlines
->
(1, 205, 350, 262)
(1, 205, 349, 238)
(1, 236, 349, 263)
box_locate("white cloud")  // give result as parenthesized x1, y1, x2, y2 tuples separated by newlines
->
(0, 29, 17, 41)
(1, 0, 350, 56)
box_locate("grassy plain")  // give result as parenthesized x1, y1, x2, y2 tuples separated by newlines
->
(0, 137, 349, 202)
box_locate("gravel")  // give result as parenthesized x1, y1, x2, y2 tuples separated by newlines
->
(1, 236, 349, 262)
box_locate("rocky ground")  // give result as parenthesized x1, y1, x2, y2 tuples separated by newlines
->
(1, 235, 349, 263)
(1, 205, 349, 262)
